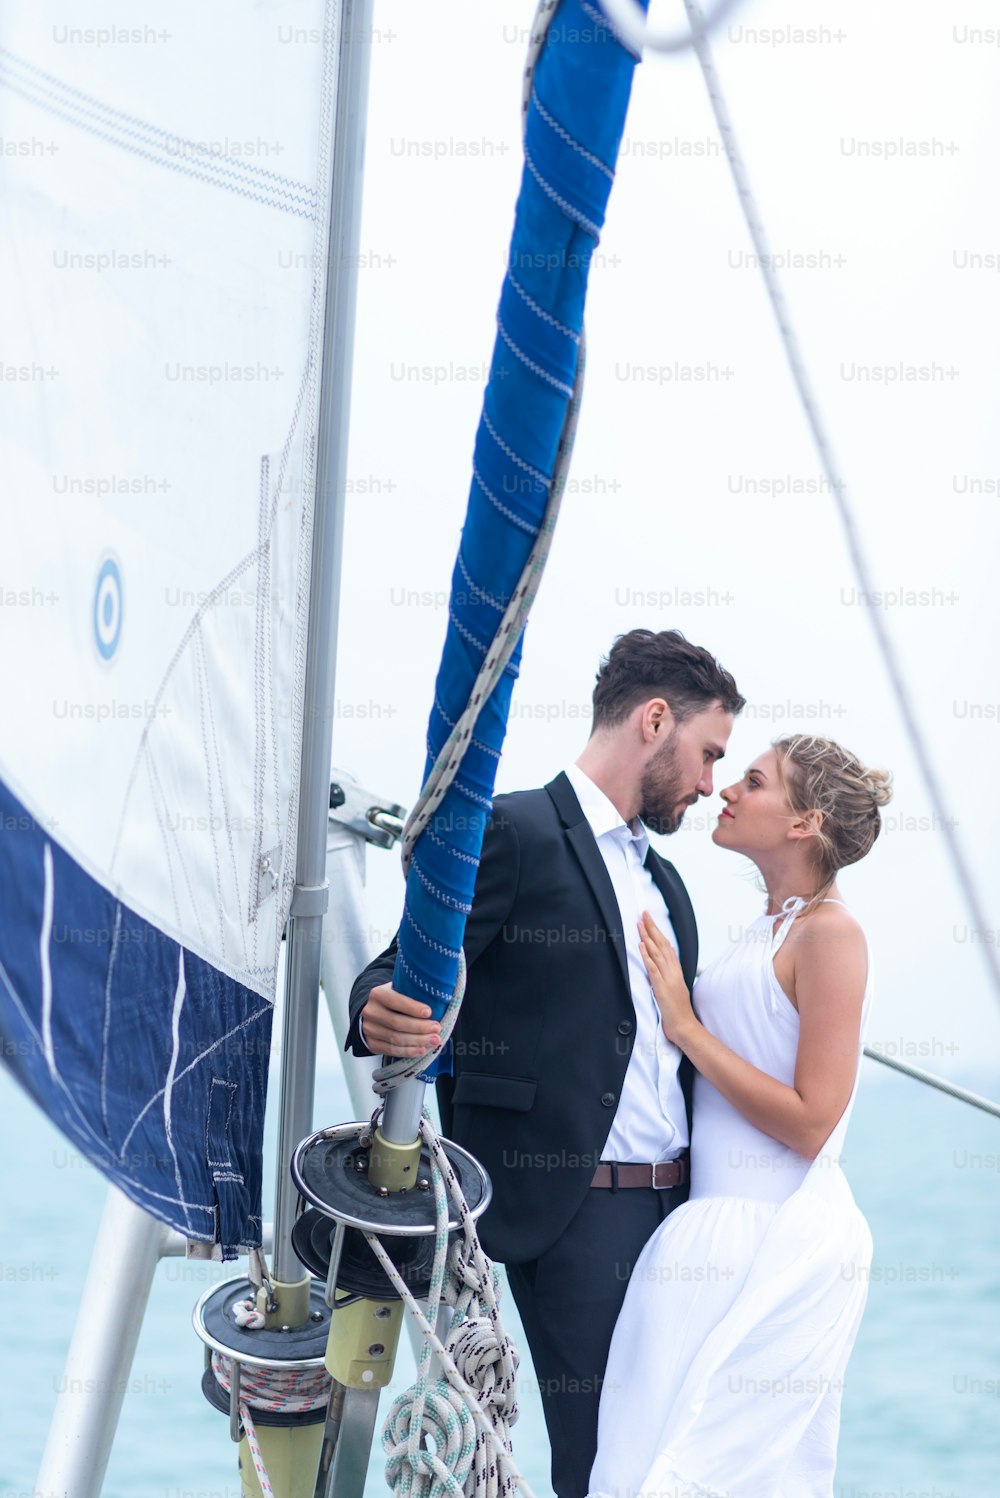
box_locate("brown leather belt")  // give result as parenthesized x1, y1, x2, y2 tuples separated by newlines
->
(590, 1156, 689, 1190)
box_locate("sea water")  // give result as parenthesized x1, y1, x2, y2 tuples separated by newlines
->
(0, 1057, 997, 1498)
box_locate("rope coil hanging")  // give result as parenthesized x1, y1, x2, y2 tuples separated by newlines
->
(372, 1115, 529, 1498)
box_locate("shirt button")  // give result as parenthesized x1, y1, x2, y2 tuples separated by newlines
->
(617, 1020, 633, 1036)
(601, 1091, 617, 1108)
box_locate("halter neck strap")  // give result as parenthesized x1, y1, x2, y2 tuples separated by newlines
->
(767, 896, 849, 1011)
(771, 896, 804, 954)
(765, 899, 804, 1014)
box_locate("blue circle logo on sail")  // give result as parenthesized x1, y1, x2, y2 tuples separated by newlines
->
(93, 557, 123, 662)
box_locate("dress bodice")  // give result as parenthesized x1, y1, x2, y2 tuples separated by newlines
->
(688, 897, 873, 1203)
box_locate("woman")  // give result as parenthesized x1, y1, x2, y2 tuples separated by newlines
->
(588, 733, 892, 1498)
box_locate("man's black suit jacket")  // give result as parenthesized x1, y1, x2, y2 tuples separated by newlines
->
(346, 771, 698, 1264)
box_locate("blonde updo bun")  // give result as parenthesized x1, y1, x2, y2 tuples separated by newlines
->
(865, 765, 894, 809)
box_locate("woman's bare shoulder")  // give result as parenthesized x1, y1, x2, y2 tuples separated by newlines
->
(787, 901, 867, 959)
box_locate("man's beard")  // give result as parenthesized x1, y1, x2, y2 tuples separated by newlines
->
(638, 731, 696, 835)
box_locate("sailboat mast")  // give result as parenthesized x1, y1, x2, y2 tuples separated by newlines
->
(271, 0, 374, 1291)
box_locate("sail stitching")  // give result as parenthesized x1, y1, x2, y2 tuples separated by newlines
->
(196, 627, 251, 971)
(523, 148, 601, 239)
(0, 44, 319, 196)
(472, 465, 539, 536)
(496, 319, 576, 399)
(146, 741, 207, 948)
(0, 72, 317, 221)
(117, 1004, 272, 1162)
(0, 47, 318, 217)
(530, 88, 615, 179)
(141, 744, 184, 933)
(99, 902, 123, 1141)
(39, 844, 56, 1079)
(162, 952, 194, 1232)
(192, 624, 228, 960)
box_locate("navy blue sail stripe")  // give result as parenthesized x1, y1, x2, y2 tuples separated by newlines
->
(0, 776, 271, 1254)
(391, 0, 648, 1073)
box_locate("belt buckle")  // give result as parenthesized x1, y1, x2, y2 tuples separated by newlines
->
(651, 1161, 671, 1190)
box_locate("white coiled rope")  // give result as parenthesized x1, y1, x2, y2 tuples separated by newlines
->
(371, 1115, 533, 1498)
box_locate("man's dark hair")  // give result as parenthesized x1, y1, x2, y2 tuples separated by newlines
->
(591, 629, 745, 731)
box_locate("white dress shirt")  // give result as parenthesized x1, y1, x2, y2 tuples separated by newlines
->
(563, 762, 689, 1164)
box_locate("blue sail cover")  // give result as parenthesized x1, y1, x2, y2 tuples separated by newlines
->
(393, 0, 646, 1073)
(0, 7, 344, 1254)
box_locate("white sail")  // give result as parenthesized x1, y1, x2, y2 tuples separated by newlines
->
(0, 1, 341, 1248)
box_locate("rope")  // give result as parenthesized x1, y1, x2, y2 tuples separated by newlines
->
(595, 0, 747, 55)
(863, 1049, 1000, 1120)
(210, 1349, 332, 1498)
(370, 1112, 534, 1498)
(678, 0, 1000, 1021)
(232, 1298, 266, 1330)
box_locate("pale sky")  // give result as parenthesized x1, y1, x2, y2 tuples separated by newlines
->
(329, 0, 1000, 1076)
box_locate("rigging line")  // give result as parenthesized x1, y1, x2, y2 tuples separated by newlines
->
(863, 1049, 1000, 1121)
(595, 0, 749, 56)
(679, 0, 1000, 1012)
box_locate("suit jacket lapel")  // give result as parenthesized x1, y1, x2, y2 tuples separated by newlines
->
(546, 773, 631, 999)
(564, 823, 631, 997)
(644, 850, 698, 1132)
(645, 852, 699, 990)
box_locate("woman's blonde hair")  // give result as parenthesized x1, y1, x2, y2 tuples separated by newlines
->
(772, 735, 893, 912)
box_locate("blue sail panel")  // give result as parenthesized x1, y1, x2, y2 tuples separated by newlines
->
(0, 777, 270, 1255)
(392, 0, 647, 1074)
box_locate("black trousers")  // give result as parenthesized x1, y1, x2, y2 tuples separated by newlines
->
(505, 1180, 687, 1498)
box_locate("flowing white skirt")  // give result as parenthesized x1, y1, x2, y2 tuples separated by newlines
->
(587, 1167, 872, 1498)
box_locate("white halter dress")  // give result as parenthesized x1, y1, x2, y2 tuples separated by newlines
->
(587, 897, 874, 1498)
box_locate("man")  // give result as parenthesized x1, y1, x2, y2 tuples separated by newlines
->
(346, 628, 745, 1498)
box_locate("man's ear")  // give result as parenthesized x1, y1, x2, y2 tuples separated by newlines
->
(642, 697, 675, 743)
